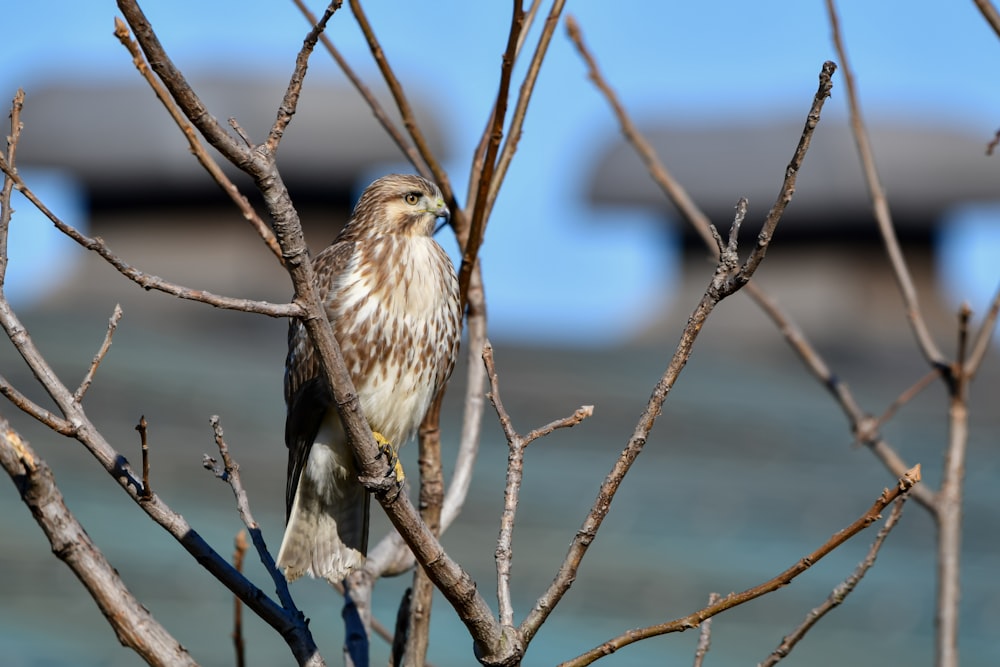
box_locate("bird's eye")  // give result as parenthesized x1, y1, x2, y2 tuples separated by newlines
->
(404, 192, 420, 205)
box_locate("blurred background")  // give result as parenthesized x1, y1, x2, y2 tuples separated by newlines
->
(1, 1, 999, 666)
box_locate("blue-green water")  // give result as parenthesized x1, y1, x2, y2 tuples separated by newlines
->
(1, 306, 997, 666)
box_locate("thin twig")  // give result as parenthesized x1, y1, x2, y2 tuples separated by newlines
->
(484, 340, 593, 628)
(0, 164, 301, 318)
(457, 2, 524, 310)
(348, 0, 453, 203)
(935, 305, 972, 667)
(112, 18, 284, 264)
(73, 304, 124, 404)
(759, 497, 907, 666)
(289, 0, 429, 181)
(136, 415, 152, 501)
(986, 128, 1000, 156)
(0, 89, 25, 286)
(973, 0, 1000, 39)
(692, 593, 720, 667)
(561, 466, 922, 667)
(522, 198, 779, 645)
(483, 0, 568, 225)
(737, 62, 836, 283)
(233, 530, 248, 667)
(266, 2, 341, 153)
(205, 415, 302, 614)
(2, 271, 319, 664)
(0, 376, 75, 435)
(825, 0, 946, 369)
(964, 279, 1000, 377)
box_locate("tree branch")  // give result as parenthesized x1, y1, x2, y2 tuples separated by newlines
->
(0, 420, 199, 667)
(566, 16, 938, 510)
(112, 18, 284, 264)
(289, 0, 430, 181)
(972, 0, 1000, 39)
(562, 466, 922, 667)
(456, 1, 524, 310)
(934, 305, 972, 667)
(759, 497, 908, 666)
(0, 162, 300, 318)
(73, 304, 124, 404)
(483, 341, 593, 628)
(691, 593, 719, 667)
(825, 0, 947, 369)
(266, 2, 341, 154)
(522, 199, 764, 644)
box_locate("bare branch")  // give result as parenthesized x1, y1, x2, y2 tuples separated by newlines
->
(0, 248, 322, 663)
(0, 89, 25, 285)
(736, 62, 836, 283)
(0, 164, 300, 318)
(266, 2, 341, 153)
(0, 374, 75, 435)
(206, 415, 303, 615)
(973, 0, 1000, 39)
(136, 415, 152, 500)
(566, 16, 937, 511)
(348, 0, 452, 198)
(987, 127, 1000, 155)
(522, 197, 781, 644)
(849, 368, 941, 450)
(825, 0, 947, 369)
(73, 304, 124, 404)
(484, 340, 593, 628)
(562, 466, 922, 667)
(232, 530, 248, 667)
(289, 0, 429, 180)
(111, 18, 284, 264)
(935, 305, 972, 667)
(759, 497, 907, 666)
(0, 421, 199, 667)
(484, 0, 568, 224)
(692, 593, 720, 667)
(748, 282, 936, 510)
(457, 3, 524, 310)
(964, 279, 1000, 377)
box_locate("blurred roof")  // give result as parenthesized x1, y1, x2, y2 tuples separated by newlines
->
(16, 77, 447, 206)
(587, 117, 1000, 242)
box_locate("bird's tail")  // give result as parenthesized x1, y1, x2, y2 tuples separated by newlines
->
(277, 438, 370, 583)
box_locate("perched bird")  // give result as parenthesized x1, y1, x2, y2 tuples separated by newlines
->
(276, 174, 462, 583)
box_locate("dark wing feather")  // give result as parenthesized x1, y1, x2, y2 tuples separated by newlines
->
(283, 240, 355, 518)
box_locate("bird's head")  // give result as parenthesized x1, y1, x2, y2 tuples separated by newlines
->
(349, 174, 449, 238)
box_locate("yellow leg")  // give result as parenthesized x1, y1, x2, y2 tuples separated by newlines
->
(372, 430, 405, 484)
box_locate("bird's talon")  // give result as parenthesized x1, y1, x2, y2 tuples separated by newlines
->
(372, 430, 405, 485)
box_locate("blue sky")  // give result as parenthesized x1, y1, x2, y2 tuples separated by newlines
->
(2, 1, 999, 344)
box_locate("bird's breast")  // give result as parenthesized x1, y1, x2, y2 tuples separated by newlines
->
(330, 236, 460, 445)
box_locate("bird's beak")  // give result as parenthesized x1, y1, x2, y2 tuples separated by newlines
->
(431, 199, 450, 235)
(433, 198, 450, 222)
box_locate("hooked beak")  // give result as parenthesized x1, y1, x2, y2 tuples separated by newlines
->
(432, 198, 450, 235)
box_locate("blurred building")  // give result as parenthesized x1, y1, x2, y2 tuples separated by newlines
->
(586, 116, 1000, 346)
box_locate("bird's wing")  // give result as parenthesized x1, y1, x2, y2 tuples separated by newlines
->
(283, 240, 355, 518)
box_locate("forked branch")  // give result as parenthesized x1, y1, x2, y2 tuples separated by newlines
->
(563, 467, 921, 667)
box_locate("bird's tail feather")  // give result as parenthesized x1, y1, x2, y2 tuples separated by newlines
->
(277, 439, 370, 583)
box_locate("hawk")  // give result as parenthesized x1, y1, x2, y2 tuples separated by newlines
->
(276, 174, 462, 583)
